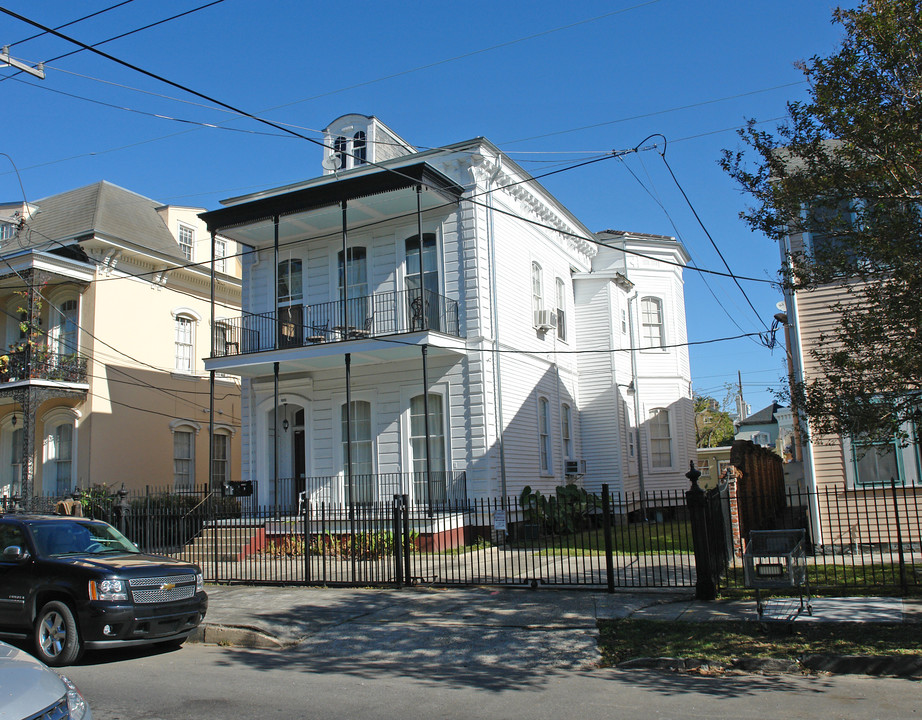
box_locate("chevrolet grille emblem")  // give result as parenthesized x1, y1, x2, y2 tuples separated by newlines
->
(161, 582, 176, 591)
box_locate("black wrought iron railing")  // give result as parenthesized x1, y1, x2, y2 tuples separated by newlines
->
(212, 289, 460, 357)
(254, 471, 469, 511)
(0, 348, 88, 384)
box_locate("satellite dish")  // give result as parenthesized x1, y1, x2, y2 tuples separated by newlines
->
(775, 301, 786, 312)
(322, 153, 340, 172)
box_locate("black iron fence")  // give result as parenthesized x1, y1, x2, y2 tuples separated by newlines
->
(6, 478, 919, 595)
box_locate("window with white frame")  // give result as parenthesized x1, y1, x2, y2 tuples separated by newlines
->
(640, 297, 665, 349)
(0, 222, 15, 242)
(278, 259, 303, 303)
(353, 131, 367, 165)
(211, 431, 229, 487)
(561, 403, 572, 460)
(174, 315, 195, 373)
(52, 298, 79, 356)
(410, 394, 447, 503)
(333, 136, 347, 170)
(178, 224, 194, 261)
(844, 431, 919, 488)
(8, 427, 22, 497)
(173, 428, 195, 490)
(341, 400, 373, 503)
(43, 413, 76, 497)
(698, 460, 711, 477)
(649, 408, 673, 468)
(539, 396, 552, 473)
(532, 262, 543, 315)
(621, 309, 627, 335)
(556, 277, 567, 341)
(214, 238, 227, 273)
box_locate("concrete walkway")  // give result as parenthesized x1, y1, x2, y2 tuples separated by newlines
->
(189, 585, 921, 676)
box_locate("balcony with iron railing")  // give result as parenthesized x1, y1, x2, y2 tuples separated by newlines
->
(0, 346, 89, 385)
(213, 289, 460, 358)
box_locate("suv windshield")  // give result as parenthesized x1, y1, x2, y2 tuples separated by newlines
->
(30, 521, 139, 557)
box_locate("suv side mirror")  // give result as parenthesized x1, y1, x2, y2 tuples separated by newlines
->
(2, 545, 29, 562)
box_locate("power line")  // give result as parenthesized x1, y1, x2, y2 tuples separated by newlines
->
(0, 1, 227, 85)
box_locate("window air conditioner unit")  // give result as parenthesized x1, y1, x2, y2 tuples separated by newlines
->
(534, 309, 557, 330)
(565, 459, 586, 476)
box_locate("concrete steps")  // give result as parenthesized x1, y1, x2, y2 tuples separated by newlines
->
(174, 525, 263, 563)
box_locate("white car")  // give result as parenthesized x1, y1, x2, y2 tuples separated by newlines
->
(0, 640, 91, 720)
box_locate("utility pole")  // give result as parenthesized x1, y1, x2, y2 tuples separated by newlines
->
(736, 370, 747, 423)
(0, 46, 45, 78)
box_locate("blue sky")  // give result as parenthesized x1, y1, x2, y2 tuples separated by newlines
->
(0, 0, 853, 414)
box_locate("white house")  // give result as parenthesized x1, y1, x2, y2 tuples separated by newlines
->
(200, 114, 694, 509)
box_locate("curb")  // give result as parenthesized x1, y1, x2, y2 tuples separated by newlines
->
(616, 655, 922, 678)
(188, 623, 285, 649)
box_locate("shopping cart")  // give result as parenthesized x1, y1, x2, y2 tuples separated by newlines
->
(743, 529, 813, 621)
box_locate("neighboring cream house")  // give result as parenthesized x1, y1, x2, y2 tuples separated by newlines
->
(200, 114, 694, 509)
(779, 217, 921, 542)
(0, 182, 242, 506)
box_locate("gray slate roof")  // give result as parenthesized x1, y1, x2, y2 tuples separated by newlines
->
(18, 181, 185, 262)
(739, 402, 785, 427)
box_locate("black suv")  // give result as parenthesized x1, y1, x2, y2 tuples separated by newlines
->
(0, 513, 207, 666)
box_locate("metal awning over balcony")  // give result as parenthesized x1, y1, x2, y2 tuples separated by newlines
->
(199, 162, 465, 247)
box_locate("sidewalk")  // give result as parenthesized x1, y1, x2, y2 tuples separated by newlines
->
(189, 584, 921, 675)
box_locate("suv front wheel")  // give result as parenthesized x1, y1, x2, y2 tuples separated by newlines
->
(34, 600, 83, 666)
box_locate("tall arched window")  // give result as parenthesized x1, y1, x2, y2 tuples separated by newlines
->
(353, 131, 367, 165)
(278, 259, 303, 347)
(333, 136, 347, 170)
(410, 393, 446, 502)
(538, 397, 552, 473)
(556, 277, 567, 341)
(172, 423, 197, 490)
(649, 408, 672, 468)
(532, 262, 544, 315)
(561, 403, 572, 460)
(640, 296, 665, 349)
(405, 234, 439, 330)
(42, 410, 78, 497)
(341, 400, 373, 503)
(174, 315, 195, 373)
(337, 247, 368, 330)
(52, 298, 79, 356)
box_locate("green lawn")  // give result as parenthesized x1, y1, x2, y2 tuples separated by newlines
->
(510, 520, 694, 555)
(598, 619, 922, 667)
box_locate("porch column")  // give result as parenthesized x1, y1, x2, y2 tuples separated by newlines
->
(341, 201, 348, 331)
(421, 344, 433, 515)
(273, 216, 280, 350)
(208, 230, 216, 491)
(344, 353, 353, 508)
(12, 388, 35, 510)
(273, 361, 280, 515)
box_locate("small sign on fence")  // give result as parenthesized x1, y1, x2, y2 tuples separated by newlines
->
(493, 510, 506, 531)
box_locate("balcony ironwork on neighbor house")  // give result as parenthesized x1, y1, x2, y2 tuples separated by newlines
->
(213, 289, 460, 357)
(0, 347, 89, 385)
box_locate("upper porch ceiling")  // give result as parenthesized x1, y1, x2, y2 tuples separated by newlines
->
(199, 163, 465, 249)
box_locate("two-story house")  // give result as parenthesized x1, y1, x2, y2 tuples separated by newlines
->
(200, 114, 694, 511)
(779, 215, 921, 545)
(0, 181, 242, 508)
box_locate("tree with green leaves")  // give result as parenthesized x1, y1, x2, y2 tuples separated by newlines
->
(694, 393, 736, 448)
(721, 0, 922, 446)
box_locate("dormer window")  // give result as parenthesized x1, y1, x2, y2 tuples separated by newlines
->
(333, 136, 348, 170)
(353, 131, 367, 165)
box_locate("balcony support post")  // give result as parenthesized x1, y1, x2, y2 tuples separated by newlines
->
(422, 344, 433, 516)
(273, 360, 280, 517)
(209, 230, 216, 491)
(273, 216, 280, 350)
(341, 201, 348, 332)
